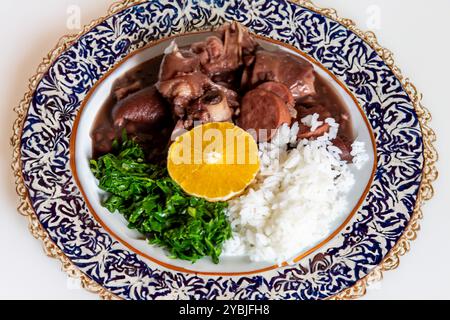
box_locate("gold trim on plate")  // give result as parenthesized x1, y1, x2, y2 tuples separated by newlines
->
(11, 0, 438, 300)
(69, 32, 378, 277)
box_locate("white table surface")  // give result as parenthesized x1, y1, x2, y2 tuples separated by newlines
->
(0, 0, 448, 300)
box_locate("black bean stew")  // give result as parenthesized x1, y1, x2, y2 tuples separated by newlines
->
(91, 22, 355, 164)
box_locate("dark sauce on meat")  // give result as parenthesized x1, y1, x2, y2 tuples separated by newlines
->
(297, 74, 355, 141)
(91, 55, 175, 164)
(91, 31, 355, 164)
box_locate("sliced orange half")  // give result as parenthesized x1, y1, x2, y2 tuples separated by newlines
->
(167, 122, 260, 201)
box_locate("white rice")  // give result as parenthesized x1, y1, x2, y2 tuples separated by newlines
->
(222, 115, 369, 265)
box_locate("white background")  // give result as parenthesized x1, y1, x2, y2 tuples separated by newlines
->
(0, 0, 448, 300)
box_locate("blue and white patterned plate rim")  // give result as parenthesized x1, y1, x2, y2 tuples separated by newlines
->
(13, 0, 436, 300)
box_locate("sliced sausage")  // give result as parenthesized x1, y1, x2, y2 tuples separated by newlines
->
(112, 86, 168, 127)
(257, 81, 296, 118)
(238, 88, 291, 142)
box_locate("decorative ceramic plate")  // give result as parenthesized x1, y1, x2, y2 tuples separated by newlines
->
(12, 0, 437, 300)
